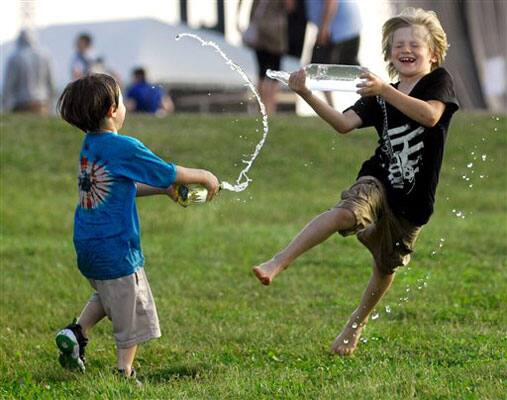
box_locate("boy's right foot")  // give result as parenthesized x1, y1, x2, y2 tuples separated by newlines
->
(252, 259, 284, 286)
(55, 319, 88, 372)
(115, 368, 143, 388)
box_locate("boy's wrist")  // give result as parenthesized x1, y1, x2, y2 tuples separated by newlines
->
(298, 88, 312, 99)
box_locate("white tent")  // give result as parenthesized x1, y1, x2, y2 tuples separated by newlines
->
(0, 18, 299, 92)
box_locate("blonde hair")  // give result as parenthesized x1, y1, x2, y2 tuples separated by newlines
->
(382, 8, 449, 79)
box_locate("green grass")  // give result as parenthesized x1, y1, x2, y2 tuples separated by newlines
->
(1, 112, 506, 399)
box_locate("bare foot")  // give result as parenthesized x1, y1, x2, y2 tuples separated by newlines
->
(252, 259, 284, 286)
(330, 319, 366, 356)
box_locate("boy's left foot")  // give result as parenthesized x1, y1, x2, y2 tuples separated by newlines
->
(330, 319, 366, 356)
(55, 319, 88, 372)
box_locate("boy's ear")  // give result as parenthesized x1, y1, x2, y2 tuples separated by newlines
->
(106, 104, 118, 118)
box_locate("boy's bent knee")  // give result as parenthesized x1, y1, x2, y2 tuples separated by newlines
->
(331, 207, 356, 231)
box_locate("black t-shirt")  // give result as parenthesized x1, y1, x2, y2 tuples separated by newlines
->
(347, 68, 459, 226)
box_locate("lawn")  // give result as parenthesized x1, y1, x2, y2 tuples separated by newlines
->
(0, 112, 506, 399)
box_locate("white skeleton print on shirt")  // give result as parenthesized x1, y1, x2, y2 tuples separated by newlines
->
(383, 124, 424, 192)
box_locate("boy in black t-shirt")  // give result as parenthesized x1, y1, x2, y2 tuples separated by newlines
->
(252, 8, 459, 356)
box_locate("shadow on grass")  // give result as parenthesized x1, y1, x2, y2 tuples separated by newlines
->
(146, 363, 209, 383)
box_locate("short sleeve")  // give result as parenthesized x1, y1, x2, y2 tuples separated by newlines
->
(117, 136, 176, 188)
(416, 68, 459, 114)
(343, 95, 379, 128)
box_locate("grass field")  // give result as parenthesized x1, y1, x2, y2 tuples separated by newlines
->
(1, 112, 506, 399)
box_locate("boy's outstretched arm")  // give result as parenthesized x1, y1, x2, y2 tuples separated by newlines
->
(357, 71, 445, 127)
(136, 166, 219, 201)
(289, 69, 363, 134)
(135, 183, 178, 200)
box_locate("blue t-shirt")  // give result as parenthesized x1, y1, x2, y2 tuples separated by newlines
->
(126, 81, 163, 113)
(73, 132, 176, 280)
(305, 0, 362, 43)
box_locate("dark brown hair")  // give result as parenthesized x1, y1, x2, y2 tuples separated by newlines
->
(57, 73, 120, 132)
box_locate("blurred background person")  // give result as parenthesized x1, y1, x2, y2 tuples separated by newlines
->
(239, 0, 295, 114)
(305, 0, 362, 107)
(2, 30, 54, 114)
(71, 32, 95, 80)
(126, 67, 174, 115)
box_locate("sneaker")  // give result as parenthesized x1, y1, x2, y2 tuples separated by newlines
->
(116, 368, 143, 387)
(55, 319, 88, 372)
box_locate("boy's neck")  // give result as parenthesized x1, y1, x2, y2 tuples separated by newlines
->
(99, 119, 118, 133)
(397, 70, 431, 94)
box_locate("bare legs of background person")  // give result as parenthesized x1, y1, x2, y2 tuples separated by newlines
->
(324, 91, 334, 108)
(330, 263, 395, 355)
(258, 79, 280, 115)
(252, 208, 356, 285)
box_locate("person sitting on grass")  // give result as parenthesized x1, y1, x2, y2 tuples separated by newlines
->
(54, 73, 219, 383)
(126, 67, 174, 116)
(252, 8, 459, 356)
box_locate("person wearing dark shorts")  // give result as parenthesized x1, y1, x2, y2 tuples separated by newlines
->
(305, 0, 362, 107)
(239, 0, 294, 114)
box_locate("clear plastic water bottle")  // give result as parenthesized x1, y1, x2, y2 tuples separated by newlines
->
(266, 64, 364, 92)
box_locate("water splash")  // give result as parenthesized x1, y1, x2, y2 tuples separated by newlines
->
(176, 33, 269, 192)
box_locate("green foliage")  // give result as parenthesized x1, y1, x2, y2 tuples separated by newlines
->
(1, 113, 506, 399)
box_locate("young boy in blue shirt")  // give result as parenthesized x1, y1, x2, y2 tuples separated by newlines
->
(253, 8, 459, 356)
(55, 73, 219, 380)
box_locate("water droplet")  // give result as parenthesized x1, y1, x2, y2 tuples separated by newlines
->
(371, 312, 379, 320)
(343, 339, 349, 344)
(467, 162, 473, 168)
(385, 305, 391, 313)
(481, 154, 487, 161)
(352, 322, 358, 329)
(431, 251, 437, 256)
(175, 34, 181, 40)
(207, 92, 211, 96)
(470, 152, 475, 156)
(468, 184, 473, 188)
(479, 175, 484, 179)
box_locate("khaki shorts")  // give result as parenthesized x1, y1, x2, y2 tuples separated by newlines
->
(335, 176, 422, 275)
(88, 268, 161, 349)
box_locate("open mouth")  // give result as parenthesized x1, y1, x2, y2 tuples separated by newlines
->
(399, 57, 416, 64)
